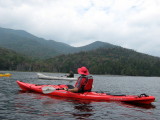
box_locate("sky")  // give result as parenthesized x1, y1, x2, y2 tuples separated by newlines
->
(0, 0, 160, 57)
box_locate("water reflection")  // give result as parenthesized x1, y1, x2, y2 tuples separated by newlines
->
(14, 90, 157, 120)
(1, 71, 160, 120)
(119, 102, 156, 109)
(16, 91, 94, 119)
(42, 94, 95, 119)
(72, 104, 93, 119)
(71, 100, 94, 119)
(17, 90, 156, 110)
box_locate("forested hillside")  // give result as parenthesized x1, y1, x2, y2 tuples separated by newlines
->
(43, 47, 160, 76)
(0, 47, 33, 71)
(1, 46, 160, 76)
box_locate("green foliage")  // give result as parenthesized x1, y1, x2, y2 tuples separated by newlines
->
(1, 45, 160, 76)
(0, 47, 34, 71)
(41, 47, 160, 76)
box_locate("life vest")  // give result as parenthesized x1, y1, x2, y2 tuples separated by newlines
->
(75, 76, 93, 92)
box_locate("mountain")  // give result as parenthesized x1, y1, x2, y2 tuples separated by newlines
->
(75, 41, 115, 52)
(1, 35, 160, 76)
(42, 47, 160, 76)
(2, 27, 160, 76)
(0, 27, 116, 59)
(0, 27, 62, 58)
(0, 47, 33, 71)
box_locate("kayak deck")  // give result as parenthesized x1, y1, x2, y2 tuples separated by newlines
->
(16, 81, 155, 104)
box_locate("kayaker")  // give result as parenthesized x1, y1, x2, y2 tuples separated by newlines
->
(64, 66, 93, 93)
(66, 71, 74, 78)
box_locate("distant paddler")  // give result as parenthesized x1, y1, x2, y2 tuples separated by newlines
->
(0, 73, 12, 77)
(65, 71, 74, 78)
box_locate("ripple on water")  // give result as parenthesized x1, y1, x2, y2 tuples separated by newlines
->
(0, 72, 160, 120)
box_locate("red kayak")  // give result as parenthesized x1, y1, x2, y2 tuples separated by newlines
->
(16, 81, 155, 104)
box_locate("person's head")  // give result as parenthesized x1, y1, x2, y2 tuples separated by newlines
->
(77, 66, 90, 76)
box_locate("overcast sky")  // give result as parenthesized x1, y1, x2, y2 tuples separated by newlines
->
(0, 0, 160, 57)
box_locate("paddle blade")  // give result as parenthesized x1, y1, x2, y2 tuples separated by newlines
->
(42, 86, 56, 94)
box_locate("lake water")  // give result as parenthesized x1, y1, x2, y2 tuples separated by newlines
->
(0, 71, 160, 120)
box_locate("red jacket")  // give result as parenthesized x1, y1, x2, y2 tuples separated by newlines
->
(75, 75, 93, 92)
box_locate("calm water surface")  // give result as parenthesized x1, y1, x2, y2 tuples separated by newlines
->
(0, 71, 160, 120)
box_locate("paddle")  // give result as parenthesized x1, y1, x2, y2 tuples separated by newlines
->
(42, 86, 64, 94)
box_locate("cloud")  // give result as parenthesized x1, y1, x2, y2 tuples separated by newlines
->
(0, 0, 160, 57)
